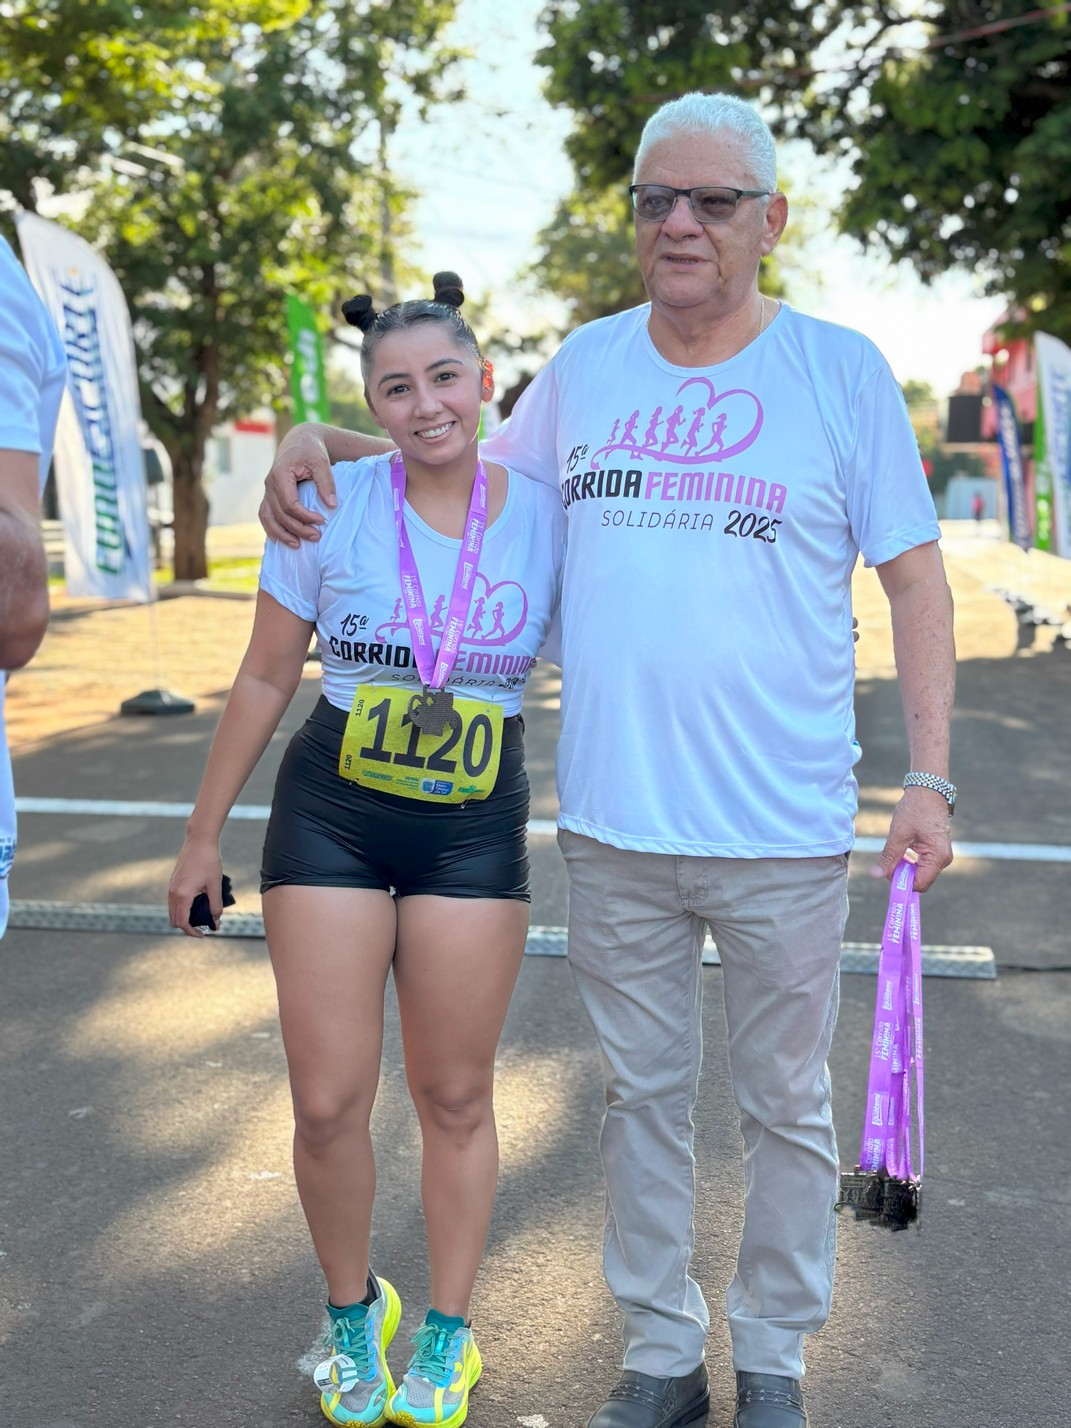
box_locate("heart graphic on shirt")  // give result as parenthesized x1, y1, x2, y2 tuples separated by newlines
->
(376, 573, 529, 647)
(464, 573, 529, 646)
(592, 377, 763, 467)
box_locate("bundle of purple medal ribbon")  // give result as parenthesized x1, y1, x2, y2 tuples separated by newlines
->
(836, 856, 924, 1231)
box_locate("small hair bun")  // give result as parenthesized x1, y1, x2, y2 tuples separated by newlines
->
(432, 271, 464, 310)
(341, 294, 377, 331)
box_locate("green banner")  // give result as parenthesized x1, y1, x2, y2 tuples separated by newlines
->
(1033, 380, 1053, 552)
(286, 294, 330, 423)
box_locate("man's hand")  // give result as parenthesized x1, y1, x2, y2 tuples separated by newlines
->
(259, 425, 336, 547)
(260, 423, 394, 546)
(870, 786, 953, 893)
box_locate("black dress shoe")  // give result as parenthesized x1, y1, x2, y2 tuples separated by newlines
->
(585, 1362, 710, 1428)
(732, 1372, 808, 1427)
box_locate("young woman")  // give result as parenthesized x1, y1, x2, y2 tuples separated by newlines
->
(168, 273, 565, 1428)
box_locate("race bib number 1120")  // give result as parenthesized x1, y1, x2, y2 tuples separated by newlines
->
(338, 684, 503, 804)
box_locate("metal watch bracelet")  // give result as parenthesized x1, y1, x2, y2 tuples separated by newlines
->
(903, 771, 956, 815)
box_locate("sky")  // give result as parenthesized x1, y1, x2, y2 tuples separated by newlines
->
(390, 0, 1009, 399)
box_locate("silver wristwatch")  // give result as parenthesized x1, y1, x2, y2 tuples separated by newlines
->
(903, 771, 956, 816)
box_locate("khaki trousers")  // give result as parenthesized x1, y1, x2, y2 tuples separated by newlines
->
(558, 830, 850, 1379)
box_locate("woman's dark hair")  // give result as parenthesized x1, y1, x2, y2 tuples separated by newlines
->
(342, 271, 483, 386)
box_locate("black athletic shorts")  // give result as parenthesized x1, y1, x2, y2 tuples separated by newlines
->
(260, 695, 530, 901)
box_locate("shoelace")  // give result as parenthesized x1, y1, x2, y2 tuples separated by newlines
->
(407, 1323, 457, 1386)
(323, 1312, 374, 1379)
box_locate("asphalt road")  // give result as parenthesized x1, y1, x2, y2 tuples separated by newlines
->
(1, 530, 1069, 1428)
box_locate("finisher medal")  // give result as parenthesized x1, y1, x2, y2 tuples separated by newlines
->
(390, 450, 488, 733)
(408, 686, 456, 736)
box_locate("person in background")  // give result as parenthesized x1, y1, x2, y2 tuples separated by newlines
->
(169, 273, 565, 1428)
(0, 235, 67, 939)
(258, 94, 955, 1428)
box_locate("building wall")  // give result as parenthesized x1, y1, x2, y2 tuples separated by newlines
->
(982, 329, 1037, 438)
(203, 418, 278, 526)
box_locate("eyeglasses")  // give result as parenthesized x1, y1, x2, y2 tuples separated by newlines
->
(628, 184, 772, 225)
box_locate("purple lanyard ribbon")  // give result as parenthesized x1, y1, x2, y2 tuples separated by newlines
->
(859, 856, 925, 1184)
(389, 451, 488, 692)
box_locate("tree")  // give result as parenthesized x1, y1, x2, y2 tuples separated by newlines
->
(528, 4, 828, 329)
(798, 2, 1071, 348)
(534, 2, 1071, 347)
(0, 1, 463, 579)
(536, 2, 832, 189)
(901, 379, 938, 410)
(526, 187, 648, 328)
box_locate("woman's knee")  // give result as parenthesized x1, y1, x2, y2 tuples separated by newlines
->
(292, 1088, 371, 1156)
(411, 1075, 494, 1141)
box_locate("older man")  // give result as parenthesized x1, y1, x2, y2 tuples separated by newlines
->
(261, 93, 954, 1428)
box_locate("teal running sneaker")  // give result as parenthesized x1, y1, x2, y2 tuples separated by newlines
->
(313, 1273, 402, 1426)
(387, 1310, 482, 1427)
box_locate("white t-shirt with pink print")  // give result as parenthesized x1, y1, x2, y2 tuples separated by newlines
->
(484, 301, 940, 857)
(260, 453, 566, 718)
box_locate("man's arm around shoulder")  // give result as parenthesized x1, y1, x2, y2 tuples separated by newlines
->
(873, 540, 955, 892)
(0, 450, 48, 670)
(260, 423, 391, 546)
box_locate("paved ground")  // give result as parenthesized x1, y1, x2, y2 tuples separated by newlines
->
(1, 520, 1070, 1428)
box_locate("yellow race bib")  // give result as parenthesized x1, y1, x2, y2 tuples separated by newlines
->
(338, 684, 503, 804)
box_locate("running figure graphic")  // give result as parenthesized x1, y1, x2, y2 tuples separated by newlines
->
(467, 595, 486, 639)
(681, 407, 706, 457)
(660, 405, 685, 451)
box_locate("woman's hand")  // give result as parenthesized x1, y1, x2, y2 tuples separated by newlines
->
(168, 835, 225, 938)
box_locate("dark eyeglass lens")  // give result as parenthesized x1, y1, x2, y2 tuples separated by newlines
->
(692, 189, 738, 221)
(635, 187, 675, 218)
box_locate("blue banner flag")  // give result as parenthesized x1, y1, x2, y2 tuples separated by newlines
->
(991, 384, 1031, 552)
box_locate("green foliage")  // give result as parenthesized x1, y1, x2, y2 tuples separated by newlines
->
(534, 2, 1071, 346)
(820, 2, 1071, 345)
(537, 1, 833, 189)
(0, 0, 463, 577)
(526, 187, 648, 327)
(529, 3, 833, 328)
(901, 379, 937, 409)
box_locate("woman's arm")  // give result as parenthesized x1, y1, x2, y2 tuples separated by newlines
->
(260, 422, 391, 547)
(167, 590, 315, 935)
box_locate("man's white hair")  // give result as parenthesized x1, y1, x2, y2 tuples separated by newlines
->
(633, 92, 777, 191)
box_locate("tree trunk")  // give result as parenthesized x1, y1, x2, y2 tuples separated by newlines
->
(171, 447, 209, 581)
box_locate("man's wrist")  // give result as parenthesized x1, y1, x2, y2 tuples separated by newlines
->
(280, 422, 328, 456)
(903, 771, 956, 816)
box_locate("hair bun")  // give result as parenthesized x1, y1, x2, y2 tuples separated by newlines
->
(432, 271, 464, 310)
(341, 294, 377, 331)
